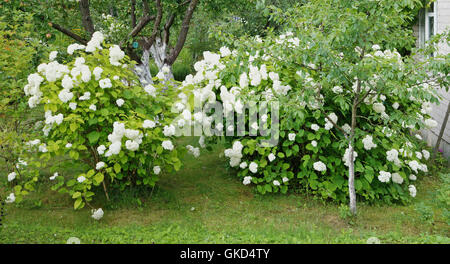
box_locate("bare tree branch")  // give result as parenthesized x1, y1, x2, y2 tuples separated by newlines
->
(131, 0, 137, 28)
(48, 22, 88, 45)
(143, 0, 163, 50)
(163, 13, 176, 46)
(79, 0, 95, 35)
(166, 0, 199, 65)
(129, 14, 155, 38)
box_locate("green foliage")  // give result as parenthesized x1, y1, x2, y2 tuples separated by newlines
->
(6, 36, 186, 210)
(189, 0, 449, 204)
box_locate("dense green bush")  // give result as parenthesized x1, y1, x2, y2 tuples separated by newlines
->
(181, 0, 449, 205)
(4, 32, 188, 215)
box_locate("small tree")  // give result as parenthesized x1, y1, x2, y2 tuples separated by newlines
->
(179, 0, 449, 214)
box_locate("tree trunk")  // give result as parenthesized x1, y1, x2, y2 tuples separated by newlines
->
(348, 142, 357, 215)
(134, 49, 153, 85)
(149, 37, 174, 81)
(433, 100, 450, 159)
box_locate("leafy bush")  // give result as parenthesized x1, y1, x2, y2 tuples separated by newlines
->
(180, 0, 449, 205)
(5, 32, 186, 213)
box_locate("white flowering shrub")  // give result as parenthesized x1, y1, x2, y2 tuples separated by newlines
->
(8, 32, 185, 210)
(184, 0, 449, 204)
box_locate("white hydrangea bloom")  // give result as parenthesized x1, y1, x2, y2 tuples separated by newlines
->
(99, 78, 112, 89)
(409, 174, 417, 181)
(79, 92, 91, 100)
(8, 172, 16, 182)
(89, 104, 97, 111)
(77, 176, 86, 183)
(422, 150, 430, 160)
(392, 102, 399, 109)
(362, 135, 377, 150)
(282, 177, 289, 183)
(220, 46, 231, 57)
(186, 145, 200, 157)
(268, 153, 276, 162)
(332, 86, 343, 94)
(240, 162, 248, 169)
(116, 98, 125, 107)
(273, 180, 281, 186)
(324, 113, 338, 130)
(93, 67, 103, 80)
(408, 185, 417, 197)
(424, 118, 437, 128)
(311, 124, 320, 131)
(288, 133, 296, 141)
(91, 208, 104, 220)
(378, 171, 391, 183)
(49, 172, 58, 181)
(109, 45, 125, 66)
(153, 166, 161, 175)
(162, 140, 174, 151)
(392, 173, 404, 184)
(163, 125, 176, 137)
(313, 161, 327, 172)
(144, 84, 156, 97)
(65, 143, 72, 148)
(243, 176, 252, 185)
(143, 120, 156, 129)
(58, 89, 73, 103)
(373, 102, 385, 113)
(5, 193, 15, 203)
(96, 162, 106, 170)
(249, 162, 258, 173)
(408, 160, 421, 174)
(97, 145, 106, 155)
(239, 72, 249, 88)
(311, 140, 317, 147)
(342, 146, 357, 167)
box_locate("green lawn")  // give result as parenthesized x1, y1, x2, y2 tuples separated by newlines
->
(0, 140, 449, 244)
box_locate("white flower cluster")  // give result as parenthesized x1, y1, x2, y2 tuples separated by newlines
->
(91, 208, 104, 220)
(224, 141, 244, 167)
(109, 45, 125, 66)
(23, 74, 43, 108)
(141, 119, 155, 129)
(313, 161, 327, 172)
(378, 171, 391, 183)
(5, 193, 15, 203)
(96, 162, 106, 170)
(86, 32, 104, 53)
(7, 172, 16, 182)
(162, 140, 174, 150)
(324, 113, 338, 130)
(104, 122, 143, 156)
(243, 176, 252, 185)
(408, 185, 417, 197)
(386, 149, 401, 166)
(249, 162, 258, 173)
(362, 135, 377, 150)
(186, 145, 200, 158)
(391, 173, 404, 184)
(342, 146, 358, 167)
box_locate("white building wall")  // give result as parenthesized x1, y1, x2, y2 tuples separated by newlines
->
(420, 0, 450, 157)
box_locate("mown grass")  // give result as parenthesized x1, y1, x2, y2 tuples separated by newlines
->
(0, 138, 449, 244)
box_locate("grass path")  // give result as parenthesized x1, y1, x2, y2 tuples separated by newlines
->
(0, 143, 449, 243)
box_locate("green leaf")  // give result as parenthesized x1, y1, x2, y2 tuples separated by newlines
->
(114, 163, 121, 173)
(87, 131, 100, 144)
(74, 198, 83, 210)
(94, 173, 104, 185)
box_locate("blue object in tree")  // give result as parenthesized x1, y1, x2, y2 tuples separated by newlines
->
(132, 42, 139, 49)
